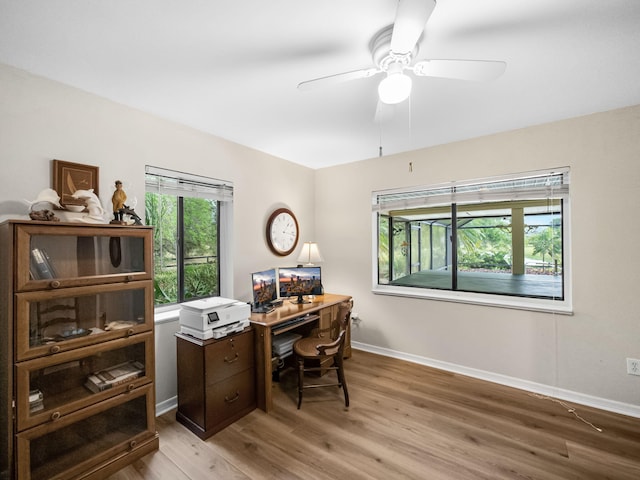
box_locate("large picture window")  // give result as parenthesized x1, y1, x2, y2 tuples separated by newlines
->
(145, 166, 233, 306)
(373, 168, 570, 313)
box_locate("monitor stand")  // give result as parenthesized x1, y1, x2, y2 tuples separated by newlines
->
(289, 294, 310, 305)
(252, 304, 275, 314)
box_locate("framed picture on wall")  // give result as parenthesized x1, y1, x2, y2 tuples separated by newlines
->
(52, 160, 99, 207)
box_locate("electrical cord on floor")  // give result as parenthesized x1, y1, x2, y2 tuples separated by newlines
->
(529, 393, 603, 432)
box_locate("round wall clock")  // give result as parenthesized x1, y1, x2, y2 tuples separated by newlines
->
(266, 208, 299, 256)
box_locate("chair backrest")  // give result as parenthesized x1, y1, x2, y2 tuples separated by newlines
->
(317, 301, 352, 357)
(326, 301, 351, 338)
(335, 301, 352, 331)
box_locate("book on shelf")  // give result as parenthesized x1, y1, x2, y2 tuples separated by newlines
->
(30, 247, 57, 279)
(29, 389, 44, 413)
(84, 360, 144, 393)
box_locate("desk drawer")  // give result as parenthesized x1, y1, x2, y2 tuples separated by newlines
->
(205, 368, 256, 428)
(204, 329, 254, 385)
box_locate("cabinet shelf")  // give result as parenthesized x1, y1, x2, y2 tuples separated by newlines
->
(16, 223, 152, 292)
(17, 333, 153, 431)
(15, 281, 153, 361)
(20, 387, 155, 480)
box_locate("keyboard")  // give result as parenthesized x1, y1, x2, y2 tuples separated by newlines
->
(272, 314, 317, 333)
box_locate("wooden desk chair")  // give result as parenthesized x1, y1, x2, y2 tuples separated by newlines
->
(293, 301, 352, 409)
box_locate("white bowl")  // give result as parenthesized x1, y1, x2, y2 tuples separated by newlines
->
(65, 205, 85, 212)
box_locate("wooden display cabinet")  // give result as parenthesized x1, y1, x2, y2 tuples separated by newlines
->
(0, 220, 158, 480)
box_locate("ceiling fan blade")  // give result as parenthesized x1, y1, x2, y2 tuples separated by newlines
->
(297, 68, 380, 91)
(412, 59, 506, 81)
(391, 0, 436, 54)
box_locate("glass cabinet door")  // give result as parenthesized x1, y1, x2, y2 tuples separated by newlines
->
(15, 281, 153, 361)
(16, 385, 156, 480)
(15, 224, 152, 291)
(15, 334, 153, 431)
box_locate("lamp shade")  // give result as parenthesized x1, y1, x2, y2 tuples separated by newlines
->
(297, 242, 324, 265)
(378, 63, 412, 105)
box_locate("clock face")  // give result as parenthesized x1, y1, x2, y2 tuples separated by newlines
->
(266, 208, 299, 256)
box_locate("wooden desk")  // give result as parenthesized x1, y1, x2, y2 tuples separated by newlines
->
(249, 293, 352, 412)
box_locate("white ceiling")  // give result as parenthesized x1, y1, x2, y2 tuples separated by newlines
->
(1, 0, 639, 169)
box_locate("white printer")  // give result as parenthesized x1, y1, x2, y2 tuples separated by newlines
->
(179, 297, 251, 340)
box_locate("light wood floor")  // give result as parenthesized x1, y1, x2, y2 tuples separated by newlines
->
(109, 350, 640, 479)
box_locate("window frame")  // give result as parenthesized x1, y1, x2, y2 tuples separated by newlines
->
(145, 166, 234, 309)
(371, 168, 572, 314)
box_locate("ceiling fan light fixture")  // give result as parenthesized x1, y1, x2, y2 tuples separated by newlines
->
(378, 63, 412, 104)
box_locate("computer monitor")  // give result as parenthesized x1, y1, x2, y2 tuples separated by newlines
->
(251, 268, 278, 313)
(278, 266, 323, 304)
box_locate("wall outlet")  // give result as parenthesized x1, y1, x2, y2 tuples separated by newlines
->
(627, 358, 640, 376)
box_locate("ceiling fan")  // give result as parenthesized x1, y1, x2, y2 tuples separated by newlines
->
(297, 0, 506, 105)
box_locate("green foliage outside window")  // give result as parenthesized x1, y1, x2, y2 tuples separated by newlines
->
(146, 192, 219, 305)
(457, 217, 512, 272)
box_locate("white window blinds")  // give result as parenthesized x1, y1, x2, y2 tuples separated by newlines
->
(373, 167, 569, 214)
(145, 165, 233, 202)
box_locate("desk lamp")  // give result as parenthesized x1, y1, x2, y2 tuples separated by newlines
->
(297, 242, 323, 266)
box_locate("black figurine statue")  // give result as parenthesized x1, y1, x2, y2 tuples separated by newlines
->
(121, 205, 142, 225)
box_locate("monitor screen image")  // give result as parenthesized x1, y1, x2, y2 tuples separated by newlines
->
(278, 267, 322, 304)
(251, 268, 277, 311)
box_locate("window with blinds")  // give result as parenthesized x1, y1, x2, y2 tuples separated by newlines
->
(145, 166, 233, 305)
(372, 168, 571, 313)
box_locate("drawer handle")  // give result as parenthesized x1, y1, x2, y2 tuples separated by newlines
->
(49, 345, 61, 354)
(129, 440, 137, 449)
(225, 391, 240, 404)
(224, 353, 239, 364)
(126, 328, 135, 336)
(49, 280, 61, 289)
(125, 275, 134, 282)
(50, 411, 61, 421)
(127, 383, 136, 392)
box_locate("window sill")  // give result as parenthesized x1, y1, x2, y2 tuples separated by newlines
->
(372, 284, 573, 315)
(154, 306, 181, 325)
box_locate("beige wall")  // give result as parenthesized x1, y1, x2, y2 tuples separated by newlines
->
(0, 63, 316, 406)
(2, 62, 639, 413)
(0, 63, 316, 299)
(316, 104, 640, 411)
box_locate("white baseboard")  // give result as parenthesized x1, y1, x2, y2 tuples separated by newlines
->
(156, 396, 177, 417)
(352, 341, 640, 419)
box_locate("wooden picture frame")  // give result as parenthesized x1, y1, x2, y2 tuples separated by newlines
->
(52, 160, 99, 207)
